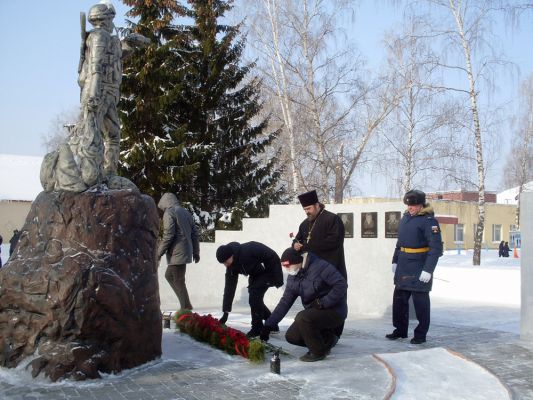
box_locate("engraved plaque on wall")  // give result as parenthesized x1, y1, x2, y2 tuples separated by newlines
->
(385, 211, 401, 238)
(337, 213, 353, 238)
(361, 212, 377, 238)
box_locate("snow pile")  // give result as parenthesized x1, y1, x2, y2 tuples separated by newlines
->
(378, 347, 510, 400)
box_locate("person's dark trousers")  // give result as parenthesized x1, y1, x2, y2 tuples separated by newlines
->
(165, 264, 193, 310)
(248, 274, 272, 331)
(392, 287, 430, 340)
(285, 308, 344, 356)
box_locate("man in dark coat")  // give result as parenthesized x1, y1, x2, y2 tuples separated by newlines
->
(502, 242, 510, 257)
(158, 193, 200, 311)
(216, 241, 284, 338)
(386, 189, 443, 344)
(293, 189, 346, 339)
(260, 248, 348, 362)
(9, 229, 20, 257)
(293, 190, 347, 279)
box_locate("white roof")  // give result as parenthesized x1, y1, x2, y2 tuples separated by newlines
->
(0, 154, 43, 201)
(497, 181, 533, 205)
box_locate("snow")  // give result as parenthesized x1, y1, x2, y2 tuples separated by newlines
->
(0, 248, 522, 398)
(0, 154, 43, 201)
(377, 348, 509, 400)
(496, 180, 533, 205)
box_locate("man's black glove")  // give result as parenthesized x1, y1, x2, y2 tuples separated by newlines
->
(193, 254, 200, 263)
(260, 326, 271, 342)
(219, 312, 229, 325)
(311, 298, 322, 309)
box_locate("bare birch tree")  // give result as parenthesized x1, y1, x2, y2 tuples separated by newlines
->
(244, 0, 390, 203)
(503, 74, 533, 225)
(399, 0, 511, 265)
(41, 108, 80, 153)
(377, 14, 463, 196)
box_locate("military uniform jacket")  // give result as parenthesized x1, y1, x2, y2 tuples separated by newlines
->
(223, 241, 284, 312)
(392, 205, 443, 292)
(294, 207, 347, 279)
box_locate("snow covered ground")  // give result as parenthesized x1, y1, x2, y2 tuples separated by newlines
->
(0, 248, 522, 399)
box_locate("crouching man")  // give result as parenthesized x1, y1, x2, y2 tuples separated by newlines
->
(260, 248, 348, 362)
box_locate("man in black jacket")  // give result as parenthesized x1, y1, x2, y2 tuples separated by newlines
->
(261, 248, 347, 362)
(216, 241, 284, 338)
(293, 190, 347, 280)
(293, 190, 347, 339)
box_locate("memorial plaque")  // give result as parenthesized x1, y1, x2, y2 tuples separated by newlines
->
(361, 212, 377, 238)
(337, 213, 354, 238)
(385, 211, 401, 238)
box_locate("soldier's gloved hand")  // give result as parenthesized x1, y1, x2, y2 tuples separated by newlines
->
(260, 326, 271, 342)
(419, 271, 432, 283)
(391, 263, 397, 273)
(219, 312, 229, 325)
(193, 254, 200, 263)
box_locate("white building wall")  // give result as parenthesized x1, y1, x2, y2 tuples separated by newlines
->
(520, 192, 533, 341)
(159, 202, 406, 318)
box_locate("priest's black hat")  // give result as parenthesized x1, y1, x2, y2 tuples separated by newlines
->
(297, 190, 319, 207)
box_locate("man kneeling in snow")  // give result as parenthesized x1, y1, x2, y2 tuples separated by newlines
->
(260, 248, 348, 362)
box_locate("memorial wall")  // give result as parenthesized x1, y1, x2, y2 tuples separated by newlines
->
(158, 202, 405, 317)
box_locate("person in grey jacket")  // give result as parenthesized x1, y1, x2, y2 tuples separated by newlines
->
(157, 193, 200, 311)
(260, 248, 348, 362)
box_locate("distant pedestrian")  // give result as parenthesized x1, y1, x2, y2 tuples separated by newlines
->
(157, 193, 200, 311)
(502, 242, 510, 258)
(9, 229, 21, 256)
(216, 241, 284, 338)
(498, 241, 504, 257)
(0, 234, 3, 268)
(386, 189, 443, 345)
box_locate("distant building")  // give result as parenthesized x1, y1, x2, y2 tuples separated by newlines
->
(345, 190, 518, 250)
(0, 154, 42, 241)
(496, 181, 533, 205)
(427, 190, 497, 203)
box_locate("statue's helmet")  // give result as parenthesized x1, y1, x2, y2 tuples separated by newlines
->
(88, 1, 116, 24)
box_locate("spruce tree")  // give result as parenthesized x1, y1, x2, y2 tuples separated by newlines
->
(177, 0, 285, 237)
(119, 0, 197, 197)
(119, 0, 285, 239)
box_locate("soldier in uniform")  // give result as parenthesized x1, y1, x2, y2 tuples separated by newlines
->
(386, 189, 443, 344)
(75, 1, 123, 184)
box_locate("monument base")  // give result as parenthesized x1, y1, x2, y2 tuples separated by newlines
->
(0, 189, 161, 381)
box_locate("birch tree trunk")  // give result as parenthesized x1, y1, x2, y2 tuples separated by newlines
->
(263, 0, 300, 199)
(448, 0, 486, 265)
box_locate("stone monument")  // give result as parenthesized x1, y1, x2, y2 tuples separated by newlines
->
(0, 1, 160, 381)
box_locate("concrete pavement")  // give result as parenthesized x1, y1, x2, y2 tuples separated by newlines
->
(1, 307, 532, 400)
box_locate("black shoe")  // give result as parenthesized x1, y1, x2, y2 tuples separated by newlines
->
(410, 337, 426, 344)
(386, 332, 407, 340)
(299, 352, 326, 362)
(270, 325, 280, 334)
(246, 328, 263, 339)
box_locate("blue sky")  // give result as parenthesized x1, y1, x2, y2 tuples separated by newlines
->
(0, 1, 531, 192)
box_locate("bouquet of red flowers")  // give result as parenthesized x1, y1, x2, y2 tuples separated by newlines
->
(174, 310, 265, 362)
